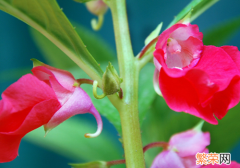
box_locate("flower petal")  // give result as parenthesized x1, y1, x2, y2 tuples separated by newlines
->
(154, 48, 186, 78)
(44, 87, 103, 138)
(0, 74, 57, 119)
(159, 69, 218, 124)
(151, 150, 185, 168)
(195, 46, 240, 91)
(210, 76, 240, 120)
(32, 65, 76, 91)
(0, 99, 60, 163)
(181, 148, 208, 168)
(32, 66, 74, 105)
(169, 130, 210, 157)
(155, 24, 187, 49)
(166, 36, 203, 69)
(221, 46, 240, 71)
(170, 24, 203, 41)
(153, 69, 162, 96)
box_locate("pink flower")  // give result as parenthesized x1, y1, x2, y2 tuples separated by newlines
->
(153, 22, 240, 124)
(151, 127, 210, 168)
(0, 60, 102, 163)
(203, 161, 240, 168)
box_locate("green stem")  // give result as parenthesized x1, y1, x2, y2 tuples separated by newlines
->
(108, 0, 145, 168)
(137, 52, 154, 70)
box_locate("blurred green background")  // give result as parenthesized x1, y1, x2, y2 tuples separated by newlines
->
(0, 0, 240, 167)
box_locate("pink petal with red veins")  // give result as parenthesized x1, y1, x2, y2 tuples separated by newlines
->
(0, 74, 57, 118)
(195, 46, 240, 91)
(210, 76, 240, 120)
(159, 69, 218, 124)
(221, 46, 240, 71)
(151, 150, 185, 168)
(32, 65, 76, 92)
(0, 99, 60, 163)
(44, 87, 103, 137)
(32, 66, 74, 105)
(170, 24, 203, 41)
(169, 130, 210, 157)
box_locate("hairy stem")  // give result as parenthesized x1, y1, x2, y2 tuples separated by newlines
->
(108, 0, 145, 167)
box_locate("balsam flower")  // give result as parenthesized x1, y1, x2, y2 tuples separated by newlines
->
(151, 123, 210, 168)
(0, 60, 102, 163)
(153, 21, 240, 124)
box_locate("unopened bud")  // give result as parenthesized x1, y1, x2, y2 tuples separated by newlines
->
(102, 62, 122, 95)
(86, 0, 108, 16)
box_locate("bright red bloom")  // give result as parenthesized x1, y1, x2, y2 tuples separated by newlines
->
(153, 22, 240, 124)
(203, 161, 240, 168)
(0, 61, 102, 163)
(151, 125, 210, 168)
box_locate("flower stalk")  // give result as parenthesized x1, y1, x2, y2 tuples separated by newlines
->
(108, 0, 145, 167)
(143, 142, 169, 152)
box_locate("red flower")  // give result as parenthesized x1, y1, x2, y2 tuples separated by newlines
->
(0, 60, 102, 163)
(153, 22, 240, 124)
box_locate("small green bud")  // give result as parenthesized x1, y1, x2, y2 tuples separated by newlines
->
(70, 161, 109, 168)
(102, 62, 122, 95)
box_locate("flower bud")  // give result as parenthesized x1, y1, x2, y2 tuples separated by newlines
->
(102, 62, 122, 95)
(86, 0, 108, 16)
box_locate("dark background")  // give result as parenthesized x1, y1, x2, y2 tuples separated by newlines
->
(0, 0, 240, 167)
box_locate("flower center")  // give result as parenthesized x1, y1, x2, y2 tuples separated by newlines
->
(165, 37, 202, 70)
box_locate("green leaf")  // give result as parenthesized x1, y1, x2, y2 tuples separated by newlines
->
(23, 117, 122, 162)
(203, 16, 240, 46)
(138, 63, 156, 124)
(142, 96, 240, 167)
(30, 24, 115, 70)
(0, 0, 103, 81)
(167, 0, 219, 28)
(70, 62, 156, 136)
(144, 23, 162, 45)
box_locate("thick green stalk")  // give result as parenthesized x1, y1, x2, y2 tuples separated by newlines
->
(108, 0, 145, 168)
